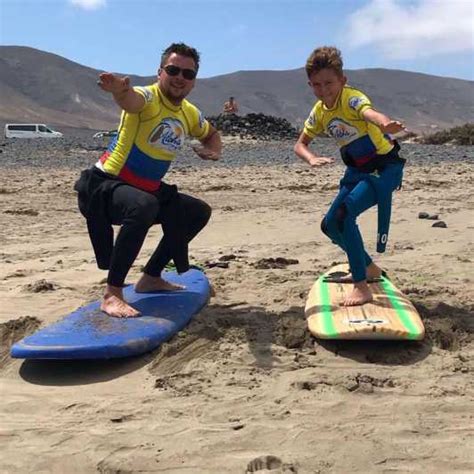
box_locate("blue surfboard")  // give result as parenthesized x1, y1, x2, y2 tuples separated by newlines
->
(11, 269, 210, 360)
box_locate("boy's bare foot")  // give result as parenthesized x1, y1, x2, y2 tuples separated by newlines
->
(335, 262, 383, 283)
(135, 274, 185, 293)
(101, 285, 140, 318)
(342, 281, 373, 306)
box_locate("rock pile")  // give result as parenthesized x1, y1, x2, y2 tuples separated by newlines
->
(419, 123, 474, 146)
(206, 113, 299, 141)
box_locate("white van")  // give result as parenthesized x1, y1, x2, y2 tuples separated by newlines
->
(4, 124, 63, 139)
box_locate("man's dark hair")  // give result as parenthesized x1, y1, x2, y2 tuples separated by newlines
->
(160, 43, 200, 71)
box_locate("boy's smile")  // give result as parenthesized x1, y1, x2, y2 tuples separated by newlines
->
(308, 68, 347, 109)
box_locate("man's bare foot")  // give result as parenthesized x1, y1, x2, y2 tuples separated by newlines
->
(342, 281, 373, 306)
(135, 274, 185, 293)
(101, 285, 140, 318)
(335, 262, 383, 283)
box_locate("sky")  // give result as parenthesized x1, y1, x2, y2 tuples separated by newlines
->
(0, 0, 473, 80)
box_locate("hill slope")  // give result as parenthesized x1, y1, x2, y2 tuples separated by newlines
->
(1, 46, 473, 133)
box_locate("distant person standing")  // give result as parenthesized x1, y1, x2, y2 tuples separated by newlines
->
(294, 46, 406, 306)
(74, 42, 222, 318)
(223, 96, 239, 114)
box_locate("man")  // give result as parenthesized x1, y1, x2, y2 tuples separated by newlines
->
(75, 43, 222, 318)
(223, 96, 239, 114)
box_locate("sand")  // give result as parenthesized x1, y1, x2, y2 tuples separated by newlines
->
(1, 140, 473, 473)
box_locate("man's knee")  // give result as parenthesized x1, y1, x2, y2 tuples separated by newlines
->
(126, 194, 158, 227)
(196, 200, 212, 227)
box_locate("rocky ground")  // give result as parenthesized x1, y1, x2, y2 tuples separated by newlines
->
(206, 113, 299, 140)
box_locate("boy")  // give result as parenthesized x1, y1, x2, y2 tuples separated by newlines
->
(294, 46, 405, 306)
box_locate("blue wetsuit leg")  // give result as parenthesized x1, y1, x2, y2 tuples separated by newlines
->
(341, 180, 377, 282)
(321, 185, 373, 270)
(322, 163, 404, 282)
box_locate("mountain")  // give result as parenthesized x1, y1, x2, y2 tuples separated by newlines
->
(1, 46, 473, 133)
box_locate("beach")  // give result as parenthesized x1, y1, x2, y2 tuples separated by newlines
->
(1, 137, 473, 473)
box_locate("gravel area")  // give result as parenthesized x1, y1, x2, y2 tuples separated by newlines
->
(0, 136, 472, 172)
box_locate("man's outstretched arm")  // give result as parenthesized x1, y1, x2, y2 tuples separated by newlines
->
(97, 72, 145, 113)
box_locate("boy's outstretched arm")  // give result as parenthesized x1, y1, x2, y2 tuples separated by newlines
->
(97, 72, 145, 113)
(362, 108, 406, 135)
(294, 132, 335, 167)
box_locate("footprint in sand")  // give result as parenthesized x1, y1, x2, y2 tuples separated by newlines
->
(246, 455, 297, 473)
(0, 316, 41, 370)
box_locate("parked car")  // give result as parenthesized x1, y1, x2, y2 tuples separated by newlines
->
(4, 123, 63, 139)
(93, 130, 118, 139)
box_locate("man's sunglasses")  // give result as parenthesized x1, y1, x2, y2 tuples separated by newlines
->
(163, 65, 197, 80)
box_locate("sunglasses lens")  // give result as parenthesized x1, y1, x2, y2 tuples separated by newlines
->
(164, 65, 180, 76)
(164, 65, 196, 80)
(182, 69, 197, 80)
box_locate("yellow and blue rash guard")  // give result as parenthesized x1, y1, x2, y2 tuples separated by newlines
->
(96, 83, 210, 192)
(303, 86, 394, 168)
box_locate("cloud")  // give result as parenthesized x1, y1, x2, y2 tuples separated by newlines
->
(344, 0, 474, 59)
(69, 0, 106, 10)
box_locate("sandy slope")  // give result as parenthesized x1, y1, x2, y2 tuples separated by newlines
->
(0, 148, 473, 473)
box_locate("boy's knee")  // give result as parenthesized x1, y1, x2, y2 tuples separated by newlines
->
(324, 204, 348, 234)
(320, 216, 329, 236)
(335, 203, 348, 228)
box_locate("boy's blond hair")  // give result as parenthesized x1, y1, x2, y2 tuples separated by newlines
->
(305, 46, 343, 79)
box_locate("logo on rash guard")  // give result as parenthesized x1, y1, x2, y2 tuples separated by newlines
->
(348, 96, 368, 110)
(148, 118, 184, 151)
(198, 110, 205, 129)
(327, 118, 359, 144)
(135, 86, 153, 103)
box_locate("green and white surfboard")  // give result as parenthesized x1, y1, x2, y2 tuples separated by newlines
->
(306, 264, 425, 340)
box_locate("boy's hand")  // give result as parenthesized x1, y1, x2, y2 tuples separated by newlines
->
(98, 73, 131, 96)
(379, 120, 405, 135)
(308, 156, 335, 167)
(192, 145, 220, 161)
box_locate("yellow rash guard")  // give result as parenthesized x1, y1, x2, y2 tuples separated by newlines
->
(96, 83, 210, 192)
(303, 85, 394, 167)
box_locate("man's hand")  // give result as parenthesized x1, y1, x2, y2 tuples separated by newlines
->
(308, 156, 335, 167)
(97, 73, 144, 113)
(97, 73, 130, 96)
(192, 145, 220, 161)
(379, 120, 405, 135)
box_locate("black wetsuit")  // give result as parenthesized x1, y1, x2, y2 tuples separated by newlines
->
(75, 167, 211, 287)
